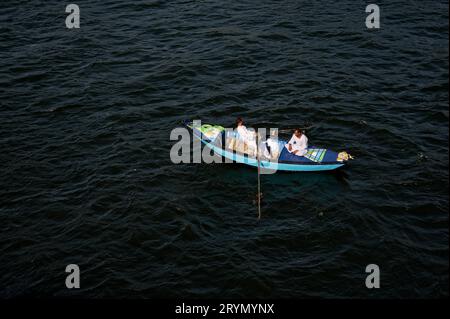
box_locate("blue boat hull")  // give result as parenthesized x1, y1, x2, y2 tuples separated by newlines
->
(199, 138, 345, 172)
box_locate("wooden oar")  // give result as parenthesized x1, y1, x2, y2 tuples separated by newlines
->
(256, 133, 261, 219)
(278, 124, 314, 133)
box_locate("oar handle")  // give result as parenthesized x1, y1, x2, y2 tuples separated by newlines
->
(279, 126, 313, 133)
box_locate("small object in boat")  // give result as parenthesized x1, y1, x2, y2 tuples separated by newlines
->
(337, 151, 354, 162)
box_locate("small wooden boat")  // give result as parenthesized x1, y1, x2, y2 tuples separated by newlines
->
(185, 121, 351, 172)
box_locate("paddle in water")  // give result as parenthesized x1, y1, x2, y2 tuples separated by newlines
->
(256, 132, 262, 219)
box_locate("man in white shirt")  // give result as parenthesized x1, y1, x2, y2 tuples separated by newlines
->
(286, 129, 308, 156)
(236, 118, 254, 140)
(235, 117, 257, 156)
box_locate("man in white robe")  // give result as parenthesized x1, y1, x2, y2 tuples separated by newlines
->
(235, 117, 257, 156)
(237, 123, 255, 143)
(286, 129, 308, 156)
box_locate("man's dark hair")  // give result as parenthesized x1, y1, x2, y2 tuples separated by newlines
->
(236, 117, 243, 126)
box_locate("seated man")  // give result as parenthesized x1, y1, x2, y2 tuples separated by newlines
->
(235, 117, 257, 156)
(286, 129, 308, 156)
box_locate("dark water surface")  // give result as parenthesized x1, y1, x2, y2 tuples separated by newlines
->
(0, 1, 448, 298)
